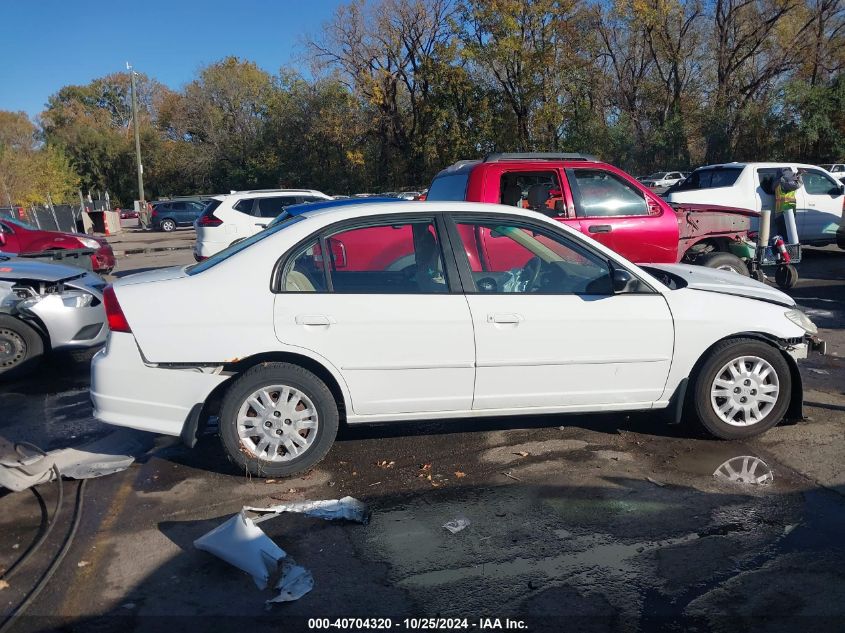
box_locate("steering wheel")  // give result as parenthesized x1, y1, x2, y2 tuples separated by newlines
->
(518, 257, 544, 292)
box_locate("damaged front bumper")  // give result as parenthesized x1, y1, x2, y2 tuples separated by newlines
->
(786, 335, 827, 361)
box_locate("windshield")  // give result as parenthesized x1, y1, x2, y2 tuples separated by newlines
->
(186, 215, 305, 275)
(426, 173, 469, 201)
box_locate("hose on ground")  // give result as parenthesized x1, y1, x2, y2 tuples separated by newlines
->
(0, 470, 86, 633)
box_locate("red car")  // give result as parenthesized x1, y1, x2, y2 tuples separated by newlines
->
(426, 153, 757, 272)
(0, 217, 116, 273)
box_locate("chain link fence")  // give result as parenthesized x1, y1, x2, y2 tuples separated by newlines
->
(0, 200, 111, 234)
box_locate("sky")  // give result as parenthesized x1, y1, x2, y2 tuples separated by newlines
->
(0, 0, 344, 118)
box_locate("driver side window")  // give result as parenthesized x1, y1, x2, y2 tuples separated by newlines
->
(454, 220, 612, 295)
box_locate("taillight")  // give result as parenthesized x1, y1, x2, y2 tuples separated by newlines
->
(197, 211, 223, 227)
(151, 207, 158, 217)
(103, 286, 131, 333)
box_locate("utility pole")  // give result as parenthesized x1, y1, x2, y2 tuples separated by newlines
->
(127, 62, 145, 204)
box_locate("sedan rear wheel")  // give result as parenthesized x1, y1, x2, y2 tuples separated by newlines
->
(160, 218, 176, 232)
(219, 363, 338, 477)
(691, 339, 790, 439)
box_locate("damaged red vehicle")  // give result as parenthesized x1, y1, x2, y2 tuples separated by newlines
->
(0, 217, 116, 274)
(426, 153, 758, 274)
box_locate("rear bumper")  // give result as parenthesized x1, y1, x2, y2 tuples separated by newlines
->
(91, 332, 229, 437)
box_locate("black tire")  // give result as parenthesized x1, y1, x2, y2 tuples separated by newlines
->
(0, 316, 45, 380)
(697, 252, 749, 276)
(775, 264, 798, 290)
(160, 218, 176, 232)
(690, 338, 791, 440)
(219, 362, 339, 477)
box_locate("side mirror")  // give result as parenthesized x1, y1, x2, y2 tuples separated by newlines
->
(612, 268, 638, 293)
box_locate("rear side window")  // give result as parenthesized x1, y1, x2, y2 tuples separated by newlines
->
(171, 202, 187, 211)
(499, 170, 564, 216)
(426, 174, 469, 201)
(674, 167, 742, 191)
(257, 196, 299, 218)
(281, 220, 448, 294)
(233, 198, 256, 214)
(567, 169, 648, 217)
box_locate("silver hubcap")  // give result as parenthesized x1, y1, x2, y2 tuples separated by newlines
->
(710, 356, 779, 426)
(236, 385, 318, 462)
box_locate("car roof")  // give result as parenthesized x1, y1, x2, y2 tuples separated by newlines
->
(434, 153, 602, 178)
(295, 200, 573, 227)
(222, 189, 327, 200)
(281, 196, 398, 217)
(694, 162, 827, 171)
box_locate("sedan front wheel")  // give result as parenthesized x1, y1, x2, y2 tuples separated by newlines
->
(219, 363, 339, 477)
(691, 339, 791, 439)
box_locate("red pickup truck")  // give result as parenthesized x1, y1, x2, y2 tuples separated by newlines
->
(426, 153, 758, 273)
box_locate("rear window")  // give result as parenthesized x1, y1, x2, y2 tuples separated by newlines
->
(186, 215, 306, 275)
(426, 174, 469, 201)
(233, 198, 256, 214)
(672, 167, 742, 192)
(203, 199, 222, 213)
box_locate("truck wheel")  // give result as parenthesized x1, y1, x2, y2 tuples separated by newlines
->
(691, 339, 790, 440)
(219, 362, 339, 477)
(0, 316, 45, 380)
(775, 264, 798, 290)
(698, 252, 749, 276)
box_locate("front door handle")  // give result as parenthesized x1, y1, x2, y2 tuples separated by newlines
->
(488, 313, 523, 324)
(588, 224, 612, 234)
(295, 314, 334, 326)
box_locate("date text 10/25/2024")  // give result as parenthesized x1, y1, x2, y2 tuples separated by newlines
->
(307, 618, 528, 630)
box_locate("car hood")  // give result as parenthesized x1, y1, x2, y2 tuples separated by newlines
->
(114, 265, 188, 287)
(644, 263, 796, 307)
(0, 256, 98, 284)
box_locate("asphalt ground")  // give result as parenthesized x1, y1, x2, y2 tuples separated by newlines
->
(0, 243, 843, 633)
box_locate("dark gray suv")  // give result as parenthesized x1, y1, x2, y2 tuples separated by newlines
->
(151, 199, 210, 231)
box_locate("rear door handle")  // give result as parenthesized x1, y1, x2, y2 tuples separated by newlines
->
(588, 224, 612, 234)
(295, 314, 334, 326)
(488, 313, 523, 324)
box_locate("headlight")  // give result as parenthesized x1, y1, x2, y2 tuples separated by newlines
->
(60, 291, 94, 308)
(785, 309, 818, 335)
(79, 237, 101, 249)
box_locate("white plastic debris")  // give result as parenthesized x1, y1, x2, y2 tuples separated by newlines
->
(267, 560, 314, 603)
(442, 518, 470, 534)
(0, 432, 140, 492)
(245, 496, 370, 525)
(194, 496, 368, 603)
(713, 456, 774, 485)
(194, 511, 285, 590)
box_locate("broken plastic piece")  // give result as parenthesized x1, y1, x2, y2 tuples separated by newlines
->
(443, 518, 470, 534)
(713, 456, 773, 485)
(0, 431, 140, 492)
(267, 560, 314, 603)
(194, 496, 369, 600)
(194, 511, 285, 590)
(244, 495, 370, 525)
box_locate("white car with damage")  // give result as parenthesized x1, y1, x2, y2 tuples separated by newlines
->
(1, 254, 107, 378)
(91, 202, 825, 477)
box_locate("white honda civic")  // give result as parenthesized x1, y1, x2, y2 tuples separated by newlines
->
(91, 202, 824, 477)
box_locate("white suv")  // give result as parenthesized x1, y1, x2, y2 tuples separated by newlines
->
(194, 189, 330, 259)
(667, 162, 845, 246)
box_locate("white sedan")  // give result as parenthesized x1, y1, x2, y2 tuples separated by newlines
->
(91, 202, 824, 477)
